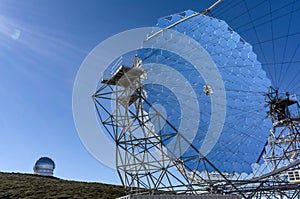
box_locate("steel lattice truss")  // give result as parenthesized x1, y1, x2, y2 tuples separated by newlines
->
(93, 64, 300, 198)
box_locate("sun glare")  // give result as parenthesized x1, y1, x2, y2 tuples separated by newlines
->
(0, 15, 21, 40)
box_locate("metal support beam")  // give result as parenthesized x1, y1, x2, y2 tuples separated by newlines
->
(146, 0, 223, 41)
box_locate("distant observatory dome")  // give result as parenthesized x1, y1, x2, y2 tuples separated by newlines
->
(33, 157, 55, 176)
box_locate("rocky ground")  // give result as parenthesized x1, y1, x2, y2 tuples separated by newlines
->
(0, 172, 125, 199)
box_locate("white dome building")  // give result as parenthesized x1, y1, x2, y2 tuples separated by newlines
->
(33, 157, 55, 176)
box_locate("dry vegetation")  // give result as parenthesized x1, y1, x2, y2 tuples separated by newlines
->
(0, 172, 125, 199)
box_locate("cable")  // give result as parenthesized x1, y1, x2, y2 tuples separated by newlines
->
(268, 0, 277, 88)
(278, 0, 297, 87)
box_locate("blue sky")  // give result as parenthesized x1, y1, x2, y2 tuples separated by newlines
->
(0, 0, 299, 185)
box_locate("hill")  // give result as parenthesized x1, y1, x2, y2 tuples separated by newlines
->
(0, 172, 125, 199)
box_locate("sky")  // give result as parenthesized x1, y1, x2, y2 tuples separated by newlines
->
(0, 0, 299, 185)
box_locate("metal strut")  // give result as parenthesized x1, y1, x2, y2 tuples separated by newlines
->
(146, 0, 223, 41)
